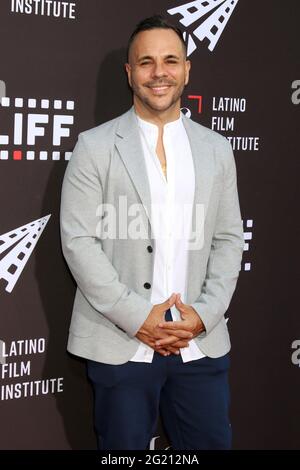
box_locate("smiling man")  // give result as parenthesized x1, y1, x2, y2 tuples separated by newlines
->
(60, 15, 244, 450)
(125, 25, 189, 115)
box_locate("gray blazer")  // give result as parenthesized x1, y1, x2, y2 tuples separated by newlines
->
(60, 106, 244, 365)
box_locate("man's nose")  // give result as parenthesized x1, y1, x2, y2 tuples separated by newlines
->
(152, 62, 167, 78)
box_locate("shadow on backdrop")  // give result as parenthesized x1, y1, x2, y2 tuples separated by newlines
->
(94, 48, 132, 126)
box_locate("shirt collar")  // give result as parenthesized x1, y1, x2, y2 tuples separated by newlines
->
(135, 110, 183, 135)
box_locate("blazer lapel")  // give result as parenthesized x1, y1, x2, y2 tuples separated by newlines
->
(115, 107, 153, 229)
(182, 115, 215, 301)
(182, 114, 215, 225)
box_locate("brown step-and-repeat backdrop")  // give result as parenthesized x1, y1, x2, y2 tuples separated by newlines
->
(0, 0, 299, 449)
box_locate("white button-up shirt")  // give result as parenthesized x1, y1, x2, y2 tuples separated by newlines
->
(129, 111, 205, 363)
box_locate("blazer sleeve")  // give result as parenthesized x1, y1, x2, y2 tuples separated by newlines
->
(60, 133, 153, 338)
(191, 138, 244, 336)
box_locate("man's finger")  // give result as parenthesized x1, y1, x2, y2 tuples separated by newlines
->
(171, 340, 191, 348)
(146, 339, 172, 357)
(158, 320, 191, 330)
(155, 335, 189, 347)
(164, 346, 180, 355)
(156, 348, 171, 356)
(159, 293, 177, 310)
(156, 328, 193, 338)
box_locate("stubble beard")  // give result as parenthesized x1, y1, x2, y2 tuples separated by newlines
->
(132, 81, 186, 113)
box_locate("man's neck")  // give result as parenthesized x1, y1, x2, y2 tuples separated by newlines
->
(134, 101, 181, 131)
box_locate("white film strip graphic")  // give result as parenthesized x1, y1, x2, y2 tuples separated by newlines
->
(0, 215, 51, 293)
(168, 0, 239, 53)
(193, 0, 239, 52)
(0, 96, 74, 161)
(243, 219, 253, 271)
(0, 97, 74, 110)
(168, 0, 226, 27)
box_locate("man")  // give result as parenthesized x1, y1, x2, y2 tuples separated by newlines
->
(60, 15, 244, 450)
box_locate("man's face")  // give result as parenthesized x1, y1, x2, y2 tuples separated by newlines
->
(125, 28, 191, 114)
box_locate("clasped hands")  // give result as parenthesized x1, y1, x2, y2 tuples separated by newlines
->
(136, 293, 205, 356)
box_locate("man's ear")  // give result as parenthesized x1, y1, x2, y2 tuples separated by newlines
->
(185, 60, 191, 86)
(125, 63, 132, 87)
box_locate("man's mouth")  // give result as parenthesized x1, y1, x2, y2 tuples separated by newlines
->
(147, 84, 172, 94)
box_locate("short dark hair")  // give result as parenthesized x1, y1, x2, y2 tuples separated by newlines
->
(127, 14, 187, 60)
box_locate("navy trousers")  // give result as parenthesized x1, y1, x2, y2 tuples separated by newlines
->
(86, 309, 231, 450)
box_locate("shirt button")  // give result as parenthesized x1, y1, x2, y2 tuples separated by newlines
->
(147, 245, 153, 253)
(143, 282, 151, 289)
